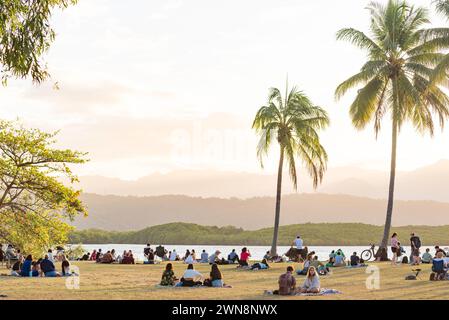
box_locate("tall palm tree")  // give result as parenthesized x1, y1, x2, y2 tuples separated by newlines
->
(335, 0, 449, 254)
(252, 84, 329, 255)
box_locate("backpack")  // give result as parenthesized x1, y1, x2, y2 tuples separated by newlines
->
(402, 256, 409, 264)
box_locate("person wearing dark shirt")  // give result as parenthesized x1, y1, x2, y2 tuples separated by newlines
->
(435, 246, 446, 257)
(410, 233, 421, 265)
(40, 255, 59, 277)
(20, 255, 38, 277)
(350, 252, 360, 266)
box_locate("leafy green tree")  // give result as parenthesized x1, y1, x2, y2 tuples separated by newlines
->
(0, 120, 87, 256)
(335, 0, 449, 254)
(0, 0, 77, 84)
(252, 84, 329, 255)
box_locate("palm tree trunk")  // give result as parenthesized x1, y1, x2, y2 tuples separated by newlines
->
(271, 146, 284, 256)
(379, 117, 398, 254)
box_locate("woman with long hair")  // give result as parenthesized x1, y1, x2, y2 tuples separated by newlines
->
(391, 233, 399, 266)
(299, 266, 320, 294)
(160, 263, 177, 286)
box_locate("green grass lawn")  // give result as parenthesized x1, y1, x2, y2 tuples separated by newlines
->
(0, 260, 447, 300)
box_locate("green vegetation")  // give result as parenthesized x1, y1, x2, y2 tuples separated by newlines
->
(0, 120, 87, 256)
(335, 0, 449, 250)
(0, 0, 77, 84)
(69, 222, 449, 246)
(252, 83, 329, 255)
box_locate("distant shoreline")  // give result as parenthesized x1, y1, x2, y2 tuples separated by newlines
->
(69, 222, 449, 246)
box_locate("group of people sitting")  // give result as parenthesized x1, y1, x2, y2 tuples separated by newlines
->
(168, 247, 254, 268)
(271, 265, 321, 295)
(81, 249, 136, 264)
(160, 263, 232, 288)
(10, 252, 75, 277)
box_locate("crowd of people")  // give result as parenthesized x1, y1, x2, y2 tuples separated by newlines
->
(0, 245, 76, 278)
(2, 231, 449, 291)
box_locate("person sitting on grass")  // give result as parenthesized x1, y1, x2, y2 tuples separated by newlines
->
(350, 252, 361, 266)
(297, 253, 313, 275)
(95, 249, 103, 263)
(204, 263, 230, 288)
(90, 250, 97, 261)
(251, 259, 269, 270)
(121, 251, 135, 264)
(183, 250, 191, 261)
(333, 251, 346, 267)
(47, 249, 54, 263)
(40, 255, 60, 277)
(263, 251, 271, 260)
(431, 251, 448, 280)
(11, 256, 23, 276)
(208, 250, 221, 265)
(274, 266, 296, 295)
(176, 264, 204, 287)
(61, 256, 70, 276)
(435, 246, 446, 258)
(101, 251, 114, 264)
(146, 249, 155, 264)
(422, 248, 432, 264)
(20, 255, 38, 277)
(200, 250, 209, 263)
(227, 249, 239, 264)
(310, 256, 329, 275)
(160, 263, 178, 286)
(184, 251, 195, 264)
(169, 250, 179, 261)
(298, 266, 320, 294)
(238, 247, 251, 267)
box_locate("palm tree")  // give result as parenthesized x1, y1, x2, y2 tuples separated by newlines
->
(335, 0, 449, 255)
(428, 1, 449, 84)
(435, 0, 449, 16)
(252, 83, 329, 255)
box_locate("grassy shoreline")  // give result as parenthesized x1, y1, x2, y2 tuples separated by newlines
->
(0, 260, 446, 300)
(69, 222, 449, 246)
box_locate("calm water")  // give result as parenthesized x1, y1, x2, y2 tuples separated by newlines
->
(75, 244, 449, 261)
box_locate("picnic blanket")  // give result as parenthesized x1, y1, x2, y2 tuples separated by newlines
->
(295, 288, 342, 296)
(345, 264, 368, 269)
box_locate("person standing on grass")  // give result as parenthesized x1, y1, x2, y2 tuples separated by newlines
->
(390, 233, 399, 266)
(410, 233, 422, 265)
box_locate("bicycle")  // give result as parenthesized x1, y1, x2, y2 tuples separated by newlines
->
(361, 244, 376, 261)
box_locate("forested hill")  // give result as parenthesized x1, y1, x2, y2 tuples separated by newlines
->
(69, 222, 449, 246)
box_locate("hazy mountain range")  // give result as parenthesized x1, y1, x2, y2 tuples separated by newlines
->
(73, 193, 449, 231)
(70, 160, 449, 231)
(75, 160, 449, 202)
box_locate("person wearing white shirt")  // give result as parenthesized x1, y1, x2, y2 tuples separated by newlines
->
(184, 253, 195, 264)
(47, 249, 54, 263)
(176, 264, 204, 287)
(293, 236, 303, 249)
(169, 250, 178, 261)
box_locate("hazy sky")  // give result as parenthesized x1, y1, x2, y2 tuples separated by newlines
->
(1, 0, 448, 180)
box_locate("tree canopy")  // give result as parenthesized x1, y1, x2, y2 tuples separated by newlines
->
(0, 120, 87, 255)
(0, 0, 77, 84)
